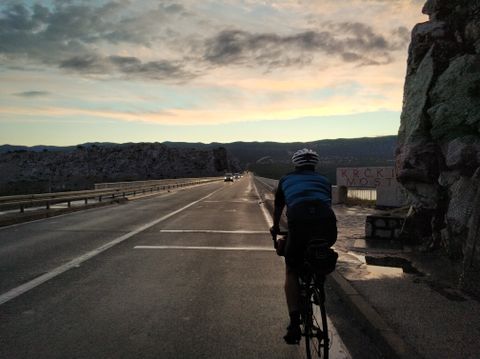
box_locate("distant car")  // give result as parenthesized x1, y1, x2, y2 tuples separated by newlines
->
(224, 173, 234, 182)
(234, 173, 241, 180)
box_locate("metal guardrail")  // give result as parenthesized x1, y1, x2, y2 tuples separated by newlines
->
(0, 178, 222, 214)
(94, 177, 221, 190)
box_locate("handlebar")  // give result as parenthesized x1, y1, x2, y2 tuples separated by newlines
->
(270, 229, 288, 250)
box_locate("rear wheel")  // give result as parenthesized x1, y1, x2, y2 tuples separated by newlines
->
(303, 285, 329, 359)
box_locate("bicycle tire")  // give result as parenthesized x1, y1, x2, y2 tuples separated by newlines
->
(319, 298, 329, 359)
(302, 287, 314, 359)
(303, 284, 329, 359)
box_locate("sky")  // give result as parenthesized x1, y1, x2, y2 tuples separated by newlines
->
(0, 0, 427, 146)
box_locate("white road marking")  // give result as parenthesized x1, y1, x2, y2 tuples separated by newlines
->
(135, 245, 274, 251)
(0, 186, 224, 306)
(203, 200, 256, 203)
(251, 177, 273, 226)
(159, 229, 269, 234)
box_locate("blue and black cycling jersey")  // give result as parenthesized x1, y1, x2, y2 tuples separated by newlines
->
(275, 169, 332, 210)
(274, 169, 337, 265)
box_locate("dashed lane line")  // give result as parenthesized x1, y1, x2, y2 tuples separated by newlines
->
(134, 245, 274, 251)
(159, 229, 269, 234)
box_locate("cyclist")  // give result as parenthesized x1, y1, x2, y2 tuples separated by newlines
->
(270, 148, 337, 344)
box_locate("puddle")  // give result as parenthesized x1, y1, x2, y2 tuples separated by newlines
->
(425, 281, 468, 302)
(365, 256, 425, 276)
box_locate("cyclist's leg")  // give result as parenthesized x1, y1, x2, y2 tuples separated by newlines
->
(284, 222, 304, 316)
(283, 264, 301, 343)
(285, 265, 300, 318)
(283, 221, 306, 344)
(285, 265, 300, 327)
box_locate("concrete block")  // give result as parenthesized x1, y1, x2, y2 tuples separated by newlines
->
(366, 221, 373, 237)
(374, 229, 393, 239)
(375, 219, 387, 228)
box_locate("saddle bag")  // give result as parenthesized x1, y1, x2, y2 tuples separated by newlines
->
(304, 239, 338, 275)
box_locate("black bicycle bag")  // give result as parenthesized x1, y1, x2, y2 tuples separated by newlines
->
(304, 239, 338, 275)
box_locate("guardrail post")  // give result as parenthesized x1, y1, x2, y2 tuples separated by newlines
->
(68, 201, 71, 208)
(99, 195, 102, 202)
(46, 201, 50, 210)
(20, 205, 24, 213)
(85, 198, 88, 205)
(123, 192, 126, 198)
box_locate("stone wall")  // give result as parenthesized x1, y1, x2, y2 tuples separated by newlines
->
(396, 0, 480, 294)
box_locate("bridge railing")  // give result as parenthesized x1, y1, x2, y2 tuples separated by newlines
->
(0, 177, 222, 213)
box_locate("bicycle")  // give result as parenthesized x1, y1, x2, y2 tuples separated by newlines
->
(272, 231, 337, 359)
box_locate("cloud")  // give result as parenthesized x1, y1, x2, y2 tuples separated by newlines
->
(0, 1, 414, 81)
(0, 1, 198, 81)
(58, 54, 197, 81)
(203, 23, 408, 68)
(60, 54, 108, 73)
(12, 91, 50, 97)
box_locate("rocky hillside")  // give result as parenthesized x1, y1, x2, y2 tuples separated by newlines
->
(0, 144, 237, 195)
(396, 0, 480, 295)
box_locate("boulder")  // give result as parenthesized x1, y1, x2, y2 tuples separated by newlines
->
(397, 0, 480, 295)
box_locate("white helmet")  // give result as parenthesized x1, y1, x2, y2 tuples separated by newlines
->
(291, 148, 319, 167)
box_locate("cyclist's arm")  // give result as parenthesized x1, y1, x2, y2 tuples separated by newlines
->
(273, 182, 285, 231)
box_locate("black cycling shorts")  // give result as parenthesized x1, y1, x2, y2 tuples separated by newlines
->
(284, 202, 337, 269)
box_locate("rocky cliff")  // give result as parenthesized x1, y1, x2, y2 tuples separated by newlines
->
(396, 0, 480, 294)
(0, 144, 237, 195)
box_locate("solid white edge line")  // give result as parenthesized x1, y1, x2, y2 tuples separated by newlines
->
(251, 176, 273, 227)
(0, 186, 224, 306)
(134, 245, 274, 251)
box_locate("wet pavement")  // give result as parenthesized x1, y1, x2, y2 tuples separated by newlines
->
(332, 204, 480, 359)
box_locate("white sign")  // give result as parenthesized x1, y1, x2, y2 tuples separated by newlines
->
(336, 167, 396, 188)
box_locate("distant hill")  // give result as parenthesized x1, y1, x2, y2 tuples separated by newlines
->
(1, 136, 397, 184)
(163, 136, 397, 181)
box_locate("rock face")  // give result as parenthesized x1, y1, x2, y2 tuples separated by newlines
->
(0, 144, 237, 195)
(396, 0, 480, 294)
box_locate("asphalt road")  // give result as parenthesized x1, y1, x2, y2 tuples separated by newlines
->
(0, 176, 379, 359)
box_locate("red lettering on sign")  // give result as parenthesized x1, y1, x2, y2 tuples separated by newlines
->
(341, 169, 348, 177)
(360, 178, 369, 186)
(374, 178, 381, 187)
(364, 168, 372, 177)
(353, 169, 359, 177)
(376, 169, 384, 177)
(347, 178, 356, 186)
